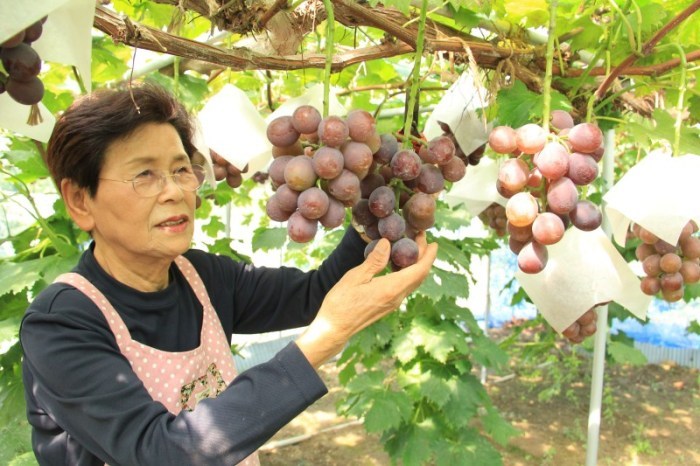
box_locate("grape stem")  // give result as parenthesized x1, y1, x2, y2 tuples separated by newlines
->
(394, 131, 427, 147)
(541, 0, 558, 133)
(322, 0, 335, 118)
(655, 43, 688, 157)
(401, 0, 428, 149)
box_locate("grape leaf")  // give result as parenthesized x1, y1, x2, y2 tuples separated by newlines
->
(607, 340, 647, 365)
(419, 372, 452, 407)
(481, 406, 519, 446)
(364, 390, 413, 433)
(251, 227, 287, 251)
(443, 374, 484, 427)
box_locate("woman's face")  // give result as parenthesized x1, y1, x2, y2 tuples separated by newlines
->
(87, 122, 197, 265)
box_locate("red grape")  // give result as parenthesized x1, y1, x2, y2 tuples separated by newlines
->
(391, 237, 419, 269)
(568, 123, 603, 154)
(517, 241, 548, 274)
(515, 124, 547, 154)
(318, 116, 349, 147)
(292, 105, 322, 134)
(287, 211, 318, 243)
(346, 109, 376, 142)
(267, 116, 300, 147)
(488, 126, 518, 154)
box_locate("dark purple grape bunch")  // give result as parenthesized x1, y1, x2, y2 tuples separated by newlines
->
(488, 110, 605, 274)
(1, 17, 47, 123)
(264, 105, 468, 270)
(478, 202, 507, 237)
(437, 121, 485, 166)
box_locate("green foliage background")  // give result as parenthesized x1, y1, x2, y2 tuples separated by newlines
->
(1, 1, 699, 464)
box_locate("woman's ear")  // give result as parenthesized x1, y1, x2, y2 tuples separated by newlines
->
(60, 179, 95, 232)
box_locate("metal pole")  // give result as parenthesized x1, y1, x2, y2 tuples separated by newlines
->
(585, 128, 615, 466)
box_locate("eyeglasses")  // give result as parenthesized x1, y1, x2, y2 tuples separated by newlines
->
(99, 165, 206, 198)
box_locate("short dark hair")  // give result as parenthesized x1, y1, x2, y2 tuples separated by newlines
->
(46, 84, 197, 197)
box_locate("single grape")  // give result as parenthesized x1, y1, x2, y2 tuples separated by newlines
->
(507, 220, 533, 242)
(327, 169, 361, 201)
(266, 195, 293, 222)
(268, 155, 294, 186)
(275, 184, 301, 212)
(527, 167, 544, 188)
(6, 76, 44, 105)
(418, 145, 439, 164)
(640, 276, 661, 295)
(637, 227, 658, 245)
(567, 152, 599, 185)
(680, 236, 700, 259)
(568, 123, 603, 154)
(642, 254, 661, 276)
(368, 186, 395, 218)
(515, 124, 547, 154)
(577, 309, 597, 326)
(505, 192, 539, 227)
(562, 322, 581, 340)
(440, 156, 466, 182)
(660, 272, 684, 292)
(390, 149, 422, 180)
(427, 135, 455, 165)
(312, 146, 344, 180)
(291, 105, 322, 134)
(659, 253, 682, 274)
(679, 260, 700, 284)
(378, 212, 406, 241)
(546, 177, 578, 215)
(266, 115, 300, 147)
(568, 200, 602, 231)
(318, 116, 349, 147)
(284, 156, 317, 191)
(488, 126, 518, 154)
(374, 134, 399, 165)
(352, 199, 377, 226)
(679, 220, 697, 241)
(403, 192, 436, 222)
(415, 164, 445, 194)
(23, 21, 44, 43)
(297, 187, 330, 220)
(635, 242, 656, 262)
(579, 321, 597, 337)
(318, 196, 345, 229)
(535, 142, 569, 181)
(531, 212, 565, 245)
(391, 237, 419, 269)
(509, 236, 527, 254)
(550, 110, 575, 130)
(272, 140, 304, 158)
(654, 240, 677, 256)
(341, 141, 373, 178)
(346, 109, 376, 142)
(364, 239, 379, 259)
(1, 30, 25, 48)
(517, 241, 548, 274)
(360, 172, 386, 198)
(662, 287, 684, 302)
(364, 222, 381, 240)
(498, 158, 530, 193)
(1, 43, 41, 81)
(287, 211, 318, 243)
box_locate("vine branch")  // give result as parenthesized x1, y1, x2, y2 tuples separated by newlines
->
(594, 0, 700, 99)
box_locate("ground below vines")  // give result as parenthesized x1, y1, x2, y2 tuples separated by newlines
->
(260, 342, 699, 465)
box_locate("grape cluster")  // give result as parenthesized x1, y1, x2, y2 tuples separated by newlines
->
(210, 149, 244, 189)
(478, 202, 507, 237)
(488, 110, 605, 274)
(0, 18, 47, 120)
(633, 221, 700, 302)
(561, 307, 598, 343)
(264, 105, 467, 270)
(437, 121, 485, 166)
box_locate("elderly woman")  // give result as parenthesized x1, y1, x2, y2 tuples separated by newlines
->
(20, 84, 437, 465)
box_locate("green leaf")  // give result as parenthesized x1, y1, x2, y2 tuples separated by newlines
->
(443, 374, 484, 428)
(0, 255, 73, 295)
(419, 371, 452, 407)
(3, 150, 49, 184)
(481, 406, 519, 446)
(201, 216, 226, 237)
(607, 340, 647, 365)
(418, 266, 468, 301)
(625, 109, 700, 154)
(448, 6, 480, 29)
(251, 227, 287, 251)
(363, 390, 413, 433)
(495, 81, 540, 128)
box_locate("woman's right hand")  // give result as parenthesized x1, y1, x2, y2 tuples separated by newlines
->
(296, 232, 437, 368)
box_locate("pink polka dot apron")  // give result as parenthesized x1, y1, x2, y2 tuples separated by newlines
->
(55, 256, 260, 466)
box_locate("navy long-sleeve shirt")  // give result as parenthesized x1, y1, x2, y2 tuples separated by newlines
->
(20, 228, 366, 465)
